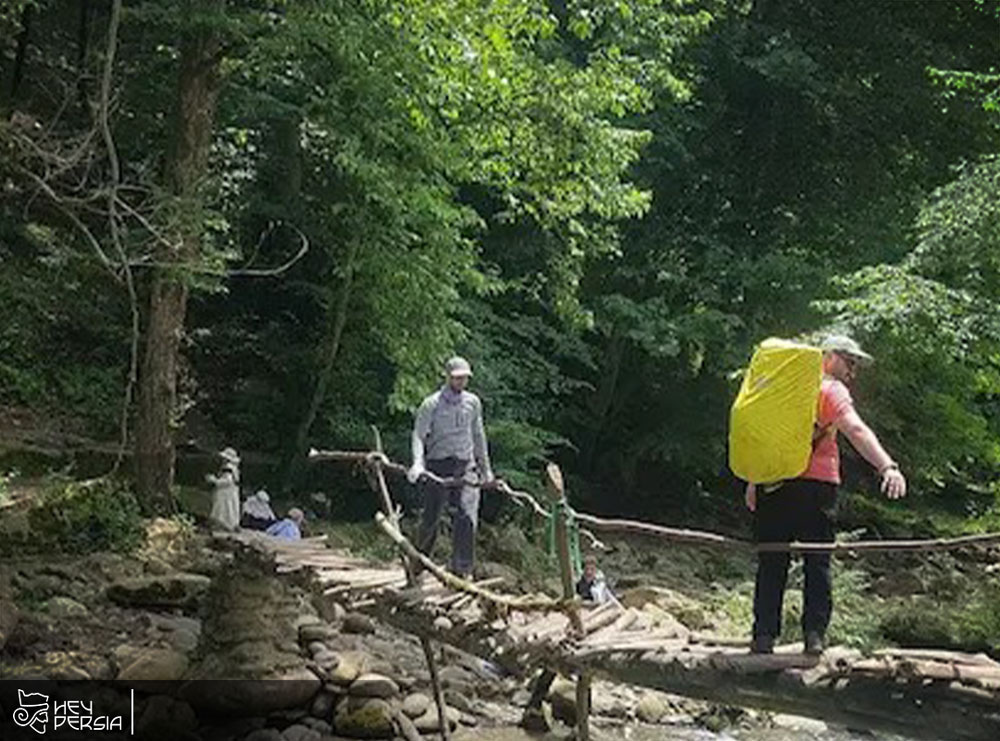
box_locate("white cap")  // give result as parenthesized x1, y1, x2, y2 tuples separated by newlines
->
(444, 356, 473, 377)
(820, 334, 873, 364)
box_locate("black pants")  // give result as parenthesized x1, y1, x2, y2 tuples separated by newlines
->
(753, 479, 837, 640)
(417, 457, 480, 576)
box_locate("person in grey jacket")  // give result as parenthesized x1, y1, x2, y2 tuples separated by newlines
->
(407, 356, 493, 577)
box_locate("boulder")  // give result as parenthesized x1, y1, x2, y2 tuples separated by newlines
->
(341, 613, 376, 635)
(433, 616, 454, 632)
(281, 724, 321, 741)
(402, 692, 431, 718)
(444, 688, 473, 714)
(41, 651, 91, 680)
(636, 693, 668, 724)
(348, 673, 399, 699)
(307, 641, 327, 657)
(107, 574, 211, 609)
(313, 650, 339, 669)
(312, 595, 346, 624)
(298, 717, 332, 735)
(334, 697, 395, 739)
(245, 730, 283, 741)
(413, 705, 459, 733)
(326, 651, 367, 686)
(45, 596, 89, 618)
(299, 623, 337, 644)
(114, 645, 189, 681)
(437, 665, 476, 695)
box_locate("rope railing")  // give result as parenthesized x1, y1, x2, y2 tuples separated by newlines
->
(308, 448, 1000, 555)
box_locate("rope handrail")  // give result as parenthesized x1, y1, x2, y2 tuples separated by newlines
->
(309, 448, 1000, 555)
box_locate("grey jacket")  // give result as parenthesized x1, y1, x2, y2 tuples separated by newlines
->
(412, 388, 492, 479)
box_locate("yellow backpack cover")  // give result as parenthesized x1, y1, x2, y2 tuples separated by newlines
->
(729, 338, 823, 484)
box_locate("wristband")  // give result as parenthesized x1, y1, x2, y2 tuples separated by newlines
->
(879, 462, 899, 476)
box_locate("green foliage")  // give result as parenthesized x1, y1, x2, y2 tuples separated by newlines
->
(25, 477, 144, 555)
(2, 0, 1000, 540)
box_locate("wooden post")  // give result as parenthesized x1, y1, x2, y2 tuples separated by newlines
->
(545, 463, 590, 740)
(575, 674, 591, 741)
(367, 428, 445, 739)
(369, 426, 415, 586)
(545, 463, 583, 634)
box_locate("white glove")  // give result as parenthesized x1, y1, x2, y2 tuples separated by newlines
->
(407, 463, 426, 484)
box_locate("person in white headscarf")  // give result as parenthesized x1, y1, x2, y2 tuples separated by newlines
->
(241, 489, 276, 531)
(207, 447, 241, 531)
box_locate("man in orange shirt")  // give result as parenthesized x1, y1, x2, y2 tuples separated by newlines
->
(745, 335, 907, 655)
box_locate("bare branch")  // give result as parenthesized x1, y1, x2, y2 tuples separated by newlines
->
(98, 0, 136, 472)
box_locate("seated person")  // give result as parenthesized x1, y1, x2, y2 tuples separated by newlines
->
(575, 555, 614, 604)
(266, 507, 305, 540)
(241, 489, 276, 530)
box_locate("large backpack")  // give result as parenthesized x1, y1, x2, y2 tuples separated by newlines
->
(729, 338, 823, 484)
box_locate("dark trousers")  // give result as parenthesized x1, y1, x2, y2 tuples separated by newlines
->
(753, 479, 837, 640)
(417, 457, 480, 576)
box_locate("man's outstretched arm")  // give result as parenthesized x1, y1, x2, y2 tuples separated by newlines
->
(835, 409, 907, 499)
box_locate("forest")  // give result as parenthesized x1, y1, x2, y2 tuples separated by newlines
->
(1, 0, 999, 536)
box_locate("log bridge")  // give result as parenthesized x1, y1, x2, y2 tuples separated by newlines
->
(217, 445, 1000, 741)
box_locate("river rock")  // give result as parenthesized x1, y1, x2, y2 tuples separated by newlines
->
(107, 574, 211, 609)
(636, 693, 668, 723)
(114, 645, 189, 681)
(413, 705, 459, 733)
(307, 641, 327, 656)
(444, 688, 473, 714)
(433, 616, 453, 632)
(298, 716, 332, 734)
(349, 673, 399, 699)
(299, 623, 337, 644)
(245, 730, 283, 741)
(313, 650, 339, 669)
(402, 692, 431, 718)
(327, 651, 367, 685)
(41, 651, 91, 680)
(45, 595, 89, 618)
(334, 697, 394, 739)
(772, 713, 829, 734)
(341, 612, 376, 635)
(281, 724, 321, 741)
(313, 595, 346, 623)
(438, 665, 476, 695)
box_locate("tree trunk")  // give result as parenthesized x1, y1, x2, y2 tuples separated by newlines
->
(284, 239, 359, 490)
(135, 1, 223, 511)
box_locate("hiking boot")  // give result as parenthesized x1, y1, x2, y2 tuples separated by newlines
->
(750, 635, 774, 654)
(804, 631, 825, 655)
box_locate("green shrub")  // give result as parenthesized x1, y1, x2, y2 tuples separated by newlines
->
(26, 476, 144, 554)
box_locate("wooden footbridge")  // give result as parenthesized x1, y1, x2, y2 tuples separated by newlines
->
(218, 447, 1000, 741)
